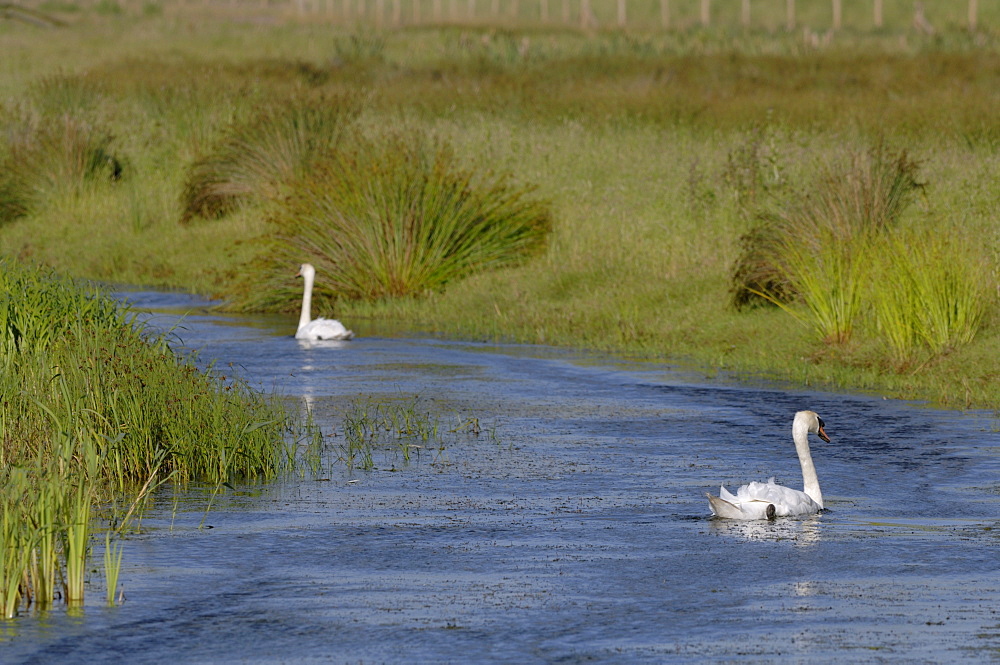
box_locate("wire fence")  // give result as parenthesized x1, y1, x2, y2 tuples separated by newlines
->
(10, 0, 992, 32)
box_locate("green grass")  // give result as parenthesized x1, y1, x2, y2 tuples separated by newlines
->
(0, 260, 294, 615)
(180, 93, 362, 222)
(245, 130, 552, 307)
(1, 13, 1000, 409)
(868, 229, 989, 367)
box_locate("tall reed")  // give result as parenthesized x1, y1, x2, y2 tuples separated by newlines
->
(731, 142, 922, 311)
(244, 131, 552, 310)
(103, 531, 124, 606)
(868, 230, 989, 365)
(180, 94, 362, 222)
(1, 260, 293, 615)
(767, 228, 870, 345)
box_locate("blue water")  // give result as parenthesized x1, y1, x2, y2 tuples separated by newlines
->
(3, 291, 999, 664)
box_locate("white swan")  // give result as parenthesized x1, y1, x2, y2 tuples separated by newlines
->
(707, 410, 830, 520)
(295, 263, 353, 341)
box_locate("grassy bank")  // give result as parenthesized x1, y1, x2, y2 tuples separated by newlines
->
(1, 11, 999, 409)
(0, 260, 292, 616)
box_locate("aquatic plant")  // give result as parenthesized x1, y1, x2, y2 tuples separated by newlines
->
(338, 397, 474, 471)
(256, 131, 552, 306)
(103, 531, 124, 606)
(0, 260, 293, 615)
(179, 94, 362, 223)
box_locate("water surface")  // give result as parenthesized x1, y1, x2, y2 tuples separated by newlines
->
(4, 291, 999, 664)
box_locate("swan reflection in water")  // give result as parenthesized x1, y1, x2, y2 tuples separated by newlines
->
(296, 338, 353, 352)
(709, 513, 823, 547)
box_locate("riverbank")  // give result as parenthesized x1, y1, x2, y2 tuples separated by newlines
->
(2, 11, 999, 410)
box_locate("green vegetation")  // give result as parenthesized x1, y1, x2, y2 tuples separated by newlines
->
(249, 131, 552, 308)
(0, 260, 290, 616)
(181, 94, 361, 223)
(337, 396, 489, 471)
(1, 8, 1000, 411)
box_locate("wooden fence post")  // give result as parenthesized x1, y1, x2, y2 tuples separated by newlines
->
(741, 0, 750, 28)
(969, 0, 978, 30)
(786, 0, 794, 30)
(700, 0, 709, 27)
(831, 0, 841, 30)
(617, 0, 625, 27)
(874, 0, 882, 27)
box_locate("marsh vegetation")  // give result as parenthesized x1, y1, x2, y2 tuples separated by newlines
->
(0, 261, 291, 616)
(1, 6, 999, 412)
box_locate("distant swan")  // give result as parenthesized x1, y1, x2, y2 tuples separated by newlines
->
(707, 410, 830, 520)
(295, 263, 353, 341)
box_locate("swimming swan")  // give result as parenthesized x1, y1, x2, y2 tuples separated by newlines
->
(295, 263, 353, 341)
(707, 410, 830, 520)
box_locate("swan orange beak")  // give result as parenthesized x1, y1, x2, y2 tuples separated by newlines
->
(817, 425, 830, 443)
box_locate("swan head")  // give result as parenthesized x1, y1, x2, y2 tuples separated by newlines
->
(796, 410, 830, 443)
(297, 263, 316, 280)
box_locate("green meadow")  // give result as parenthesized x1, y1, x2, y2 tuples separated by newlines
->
(2, 3, 1000, 411)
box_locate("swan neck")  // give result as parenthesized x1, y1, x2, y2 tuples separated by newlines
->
(793, 419, 823, 508)
(299, 272, 314, 330)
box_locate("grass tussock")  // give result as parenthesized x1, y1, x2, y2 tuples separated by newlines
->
(730, 142, 924, 312)
(867, 230, 990, 367)
(239, 132, 552, 309)
(1, 260, 292, 615)
(729, 142, 988, 363)
(180, 94, 363, 223)
(0, 112, 123, 223)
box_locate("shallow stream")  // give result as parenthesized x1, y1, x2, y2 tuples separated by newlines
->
(4, 291, 1000, 663)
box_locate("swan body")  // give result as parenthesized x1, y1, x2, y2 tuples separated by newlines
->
(295, 263, 353, 341)
(707, 410, 830, 520)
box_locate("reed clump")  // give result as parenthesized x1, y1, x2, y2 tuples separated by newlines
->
(729, 142, 988, 363)
(866, 230, 989, 367)
(0, 112, 123, 223)
(730, 142, 923, 312)
(1, 260, 291, 616)
(249, 132, 552, 309)
(179, 94, 362, 223)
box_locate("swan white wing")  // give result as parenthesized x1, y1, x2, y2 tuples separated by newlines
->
(734, 479, 820, 517)
(707, 491, 774, 520)
(296, 318, 354, 341)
